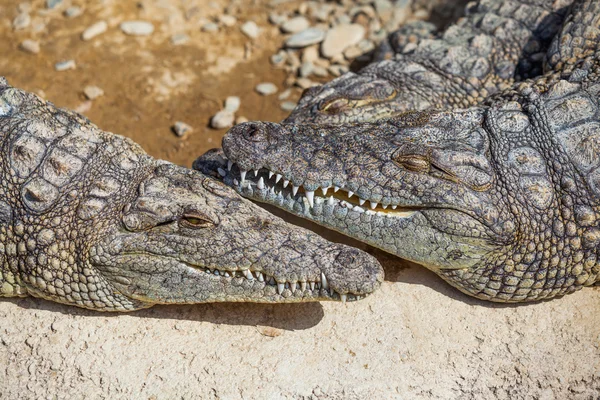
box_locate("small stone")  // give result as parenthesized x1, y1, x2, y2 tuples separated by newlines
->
(55, 60, 76, 71)
(224, 96, 241, 113)
(235, 116, 248, 124)
(120, 21, 154, 36)
(280, 101, 297, 111)
(210, 110, 235, 129)
(13, 13, 31, 30)
(285, 28, 326, 48)
(83, 86, 104, 100)
(299, 62, 314, 78)
(302, 46, 319, 63)
(19, 40, 40, 54)
(219, 15, 237, 27)
(82, 21, 107, 41)
(344, 45, 363, 59)
(321, 24, 365, 59)
(172, 121, 193, 137)
(255, 82, 278, 95)
(278, 89, 292, 100)
(295, 78, 317, 89)
(170, 33, 189, 45)
(313, 65, 329, 77)
(46, 0, 62, 9)
(281, 16, 309, 34)
(268, 12, 287, 26)
(328, 64, 349, 77)
(201, 22, 219, 32)
(64, 6, 82, 18)
(240, 21, 260, 39)
(270, 51, 286, 66)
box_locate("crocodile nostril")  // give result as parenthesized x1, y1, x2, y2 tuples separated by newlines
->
(243, 123, 267, 143)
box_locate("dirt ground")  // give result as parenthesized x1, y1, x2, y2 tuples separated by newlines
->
(0, 0, 599, 399)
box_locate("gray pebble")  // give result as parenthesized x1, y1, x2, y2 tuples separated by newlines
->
(281, 16, 309, 34)
(13, 13, 31, 30)
(270, 51, 286, 66)
(171, 33, 190, 45)
(280, 101, 297, 111)
(219, 15, 237, 27)
(82, 21, 107, 41)
(278, 89, 292, 100)
(299, 62, 314, 78)
(225, 96, 241, 113)
(120, 21, 154, 36)
(241, 21, 260, 39)
(46, 0, 62, 9)
(285, 28, 326, 48)
(19, 39, 40, 54)
(55, 60, 76, 71)
(64, 6, 82, 18)
(268, 12, 287, 26)
(201, 22, 219, 32)
(255, 82, 278, 95)
(210, 110, 235, 129)
(83, 86, 104, 100)
(172, 121, 193, 137)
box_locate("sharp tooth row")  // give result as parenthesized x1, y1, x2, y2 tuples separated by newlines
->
(222, 159, 413, 216)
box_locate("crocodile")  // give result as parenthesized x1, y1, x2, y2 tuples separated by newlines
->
(195, 0, 600, 302)
(0, 79, 383, 311)
(286, 0, 573, 124)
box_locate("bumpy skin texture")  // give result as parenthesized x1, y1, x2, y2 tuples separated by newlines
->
(196, 0, 600, 302)
(0, 79, 383, 311)
(286, 0, 573, 124)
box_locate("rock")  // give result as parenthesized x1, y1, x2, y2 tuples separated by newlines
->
(285, 28, 326, 48)
(235, 116, 249, 124)
(313, 65, 329, 77)
(281, 16, 309, 34)
(328, 64, 349, 77)
(46, 0, 62, 9)
(299, 62, 314, 78)
(82, 21, 107, 41)
(13, 13, 31, 30)
(280, 101, 297, 111)
(255, 82, 278, 96)
(120, 21, 154, 36)
(321, 24, 365, 59)
(344, 45, 363, 59)
(268, 12, 287, 26)
(278, 89, 292, 100)
(172, 121, 193, 137)
(224, 96, 241, 113)
(55, 60, 76, 71)
(170, 33, 189, 45)
(19, 40, 40, 54)
(295, 78, 317, 89)
(64, 6, 82, 18)
(210, 110, 235, 129)
(240, 21, 260, 39)
(270, 51, 286, 66)
(219, 15, 237, 27)
(201, 22, 219, 32)
(83, 86, 104, 100)
(302, 46, 319, 63)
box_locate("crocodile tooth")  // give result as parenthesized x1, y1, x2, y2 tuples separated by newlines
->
(283, 180, 289, 188)
(275, 174, 282, 183)
(223, 271, 230, 277)
(214, 270, 220, 276)
(269, 277, 276, 285)
(359, 198, 365, 206)
(217, 168, 227, 177)
(334, 186, 340, 192)
(270, 186, 276, 195)
(240, 170, 247, 184)
(348, 191, 354, 198)
(392, 205, 398, 210)
(328, 196, 334, 205)
(300, 281, 307, 291)
(356, 295, 362, 300)
(370, 201, 377, 209)
(257, 176, 265, 190)
(257, 272, 264, 282)
(243, 270, 253, 280)
(253, 169, 259, 177)
(321, 273, 329, 290)
(290, 282, 297, 292)
(321, 186, 329, 196)
(277, 283, 284, 294)
(309, 281, 315, 291)
(227, 160, 233, 171)
(292, 185, 299, 196)
(316, 282, 321, 290)
(382, 204, 388, 209)
(340, 294, 347, 303)
(269, 171, 274, 179)
(366, 210, 375, 215)
(305, 191, 315, 207)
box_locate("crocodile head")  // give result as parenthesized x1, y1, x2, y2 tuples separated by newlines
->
(196, 110, 501, 274)
(90, 163, 383, 309)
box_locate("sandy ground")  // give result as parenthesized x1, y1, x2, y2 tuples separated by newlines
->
(0, 0, 599, 399)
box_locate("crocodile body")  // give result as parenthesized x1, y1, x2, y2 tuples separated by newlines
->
(196, 0, 600, 302)
(286, 0, 573, 124)
(0, 79, 383, 311)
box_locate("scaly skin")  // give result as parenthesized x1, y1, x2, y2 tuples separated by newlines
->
(0, 79, 383, 311)
(196, 0, 600, 302)
(286, 0, 572, 124)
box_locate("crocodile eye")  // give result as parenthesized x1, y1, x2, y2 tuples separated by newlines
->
(392, 154, 430, 172)
(180, 213, 213, 229)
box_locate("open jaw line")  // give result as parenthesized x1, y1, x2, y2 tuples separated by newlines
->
(183, 263, 360, 303)
(218, 158, 418, 219)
